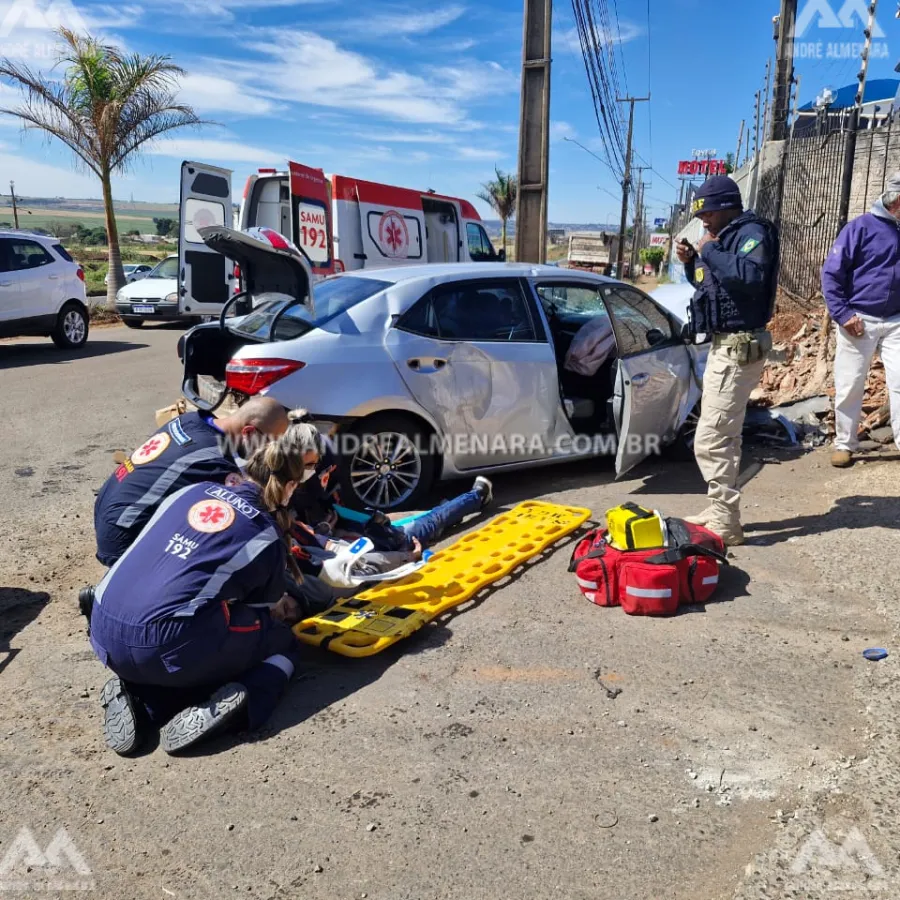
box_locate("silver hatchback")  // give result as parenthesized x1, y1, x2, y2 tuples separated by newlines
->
(181, 243, 702, 510)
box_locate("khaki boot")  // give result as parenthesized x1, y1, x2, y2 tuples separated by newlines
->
(830, 449, 853, 468)
(707, 520, 744, 547)
(684, 506, 717, 526)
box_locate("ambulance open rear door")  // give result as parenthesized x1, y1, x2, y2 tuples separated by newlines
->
(288, 161, 335, 279)
(179, 161, 234, 316)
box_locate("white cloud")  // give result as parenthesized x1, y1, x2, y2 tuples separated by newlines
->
(550, 121, 577, 142)
(556, 20, 643, 54)
(215, 29, 518, 125)
(455, 147, 504, 161)
(148, 138, 283, 163)
(0, 148, 105, 197)
(178, 73, 279, 117)
(351, 5, 466, 38)
(355, 129, 455, 144)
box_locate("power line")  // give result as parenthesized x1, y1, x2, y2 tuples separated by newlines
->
(564, 136, 620, 175)
(645, 0, 653, 164)
(610, 0, 630, 96)
(630, 148, 678, 191)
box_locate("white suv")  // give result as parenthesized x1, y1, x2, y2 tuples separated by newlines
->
(0, 231, 89, 349)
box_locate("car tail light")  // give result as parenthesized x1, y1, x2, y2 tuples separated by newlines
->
(76, 267, 85, 282)
(225, 358, 305, 395)
(258, 168, 277, 174)
(233, 263, 242, 294)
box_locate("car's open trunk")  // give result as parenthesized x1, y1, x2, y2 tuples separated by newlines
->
(180, 323, 258, 411)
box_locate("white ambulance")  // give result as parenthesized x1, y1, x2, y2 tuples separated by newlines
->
(177, 160, 502, 318)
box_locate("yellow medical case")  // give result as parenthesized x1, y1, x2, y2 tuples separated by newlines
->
(605, 503, 666, 551)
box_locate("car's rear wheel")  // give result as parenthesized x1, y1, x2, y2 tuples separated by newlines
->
(340, 413, 437, 512)
(51, 302, 89, 349)
(122, 317, 144, 329)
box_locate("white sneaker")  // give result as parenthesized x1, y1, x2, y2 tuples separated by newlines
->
(473, 476, 493, 508)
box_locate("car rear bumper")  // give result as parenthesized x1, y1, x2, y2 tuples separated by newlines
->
(116, 302, 182, 320)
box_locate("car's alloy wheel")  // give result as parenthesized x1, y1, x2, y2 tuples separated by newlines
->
(52, 302, 89, 349)
(350, 431, 423, 509)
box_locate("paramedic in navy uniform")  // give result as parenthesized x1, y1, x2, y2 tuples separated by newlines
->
(92, 396, 291, 567)
(89, 423, 322, 756)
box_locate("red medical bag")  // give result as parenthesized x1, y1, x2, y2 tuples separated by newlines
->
(569, 519, 727, 617)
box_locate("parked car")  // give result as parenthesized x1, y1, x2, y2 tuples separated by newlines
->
(104, 263, 153, 285)
(179, 227, 704, 510)
(0, 230, 89, 349)
(114, 255, 180, 328)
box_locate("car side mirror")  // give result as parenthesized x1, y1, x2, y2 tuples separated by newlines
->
(497, 248, 506, 262)
(646, 328, 667, 347)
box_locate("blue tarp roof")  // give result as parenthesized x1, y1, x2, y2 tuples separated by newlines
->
(799, 78, 900, 112)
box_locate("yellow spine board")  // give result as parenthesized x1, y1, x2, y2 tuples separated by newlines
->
(293, 500, 591, 657)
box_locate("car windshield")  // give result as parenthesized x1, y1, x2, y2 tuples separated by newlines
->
(233, 275, 392, 341)
(148, 256, 178, 279)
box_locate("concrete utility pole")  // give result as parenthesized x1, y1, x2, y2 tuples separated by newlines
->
(630, 168, 647, 278)
(761, 58, 774, 151)
(9, 181, 19, 229)
(838, 0, 879, 231)
(771, 0, 798, 141)
(515, 0, 552, 264)
(735, 120, 746, 169)
(616, 95, 650, 278)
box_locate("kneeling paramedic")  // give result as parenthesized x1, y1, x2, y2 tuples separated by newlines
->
(89, 424, 322, 756)
(675, 176, 779, 545)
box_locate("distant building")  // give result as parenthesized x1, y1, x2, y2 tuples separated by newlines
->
(795, 78, 899, 136)
(548, 228, 566, 244)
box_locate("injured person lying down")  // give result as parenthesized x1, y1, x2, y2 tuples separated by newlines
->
(292, 477, 493, 591)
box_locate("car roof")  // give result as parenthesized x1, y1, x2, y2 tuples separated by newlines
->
(0, 229, 57, 242)
(342, 262, 617, 286)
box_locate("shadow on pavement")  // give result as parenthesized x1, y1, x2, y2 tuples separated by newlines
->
(745, 494, 900, 545)
(0, 587, 50, 677)
(0, 340, 149, 370)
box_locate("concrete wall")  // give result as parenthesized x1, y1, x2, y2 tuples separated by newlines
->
(849, 122, 900, 218)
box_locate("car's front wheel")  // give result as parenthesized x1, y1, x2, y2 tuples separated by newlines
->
(51, 302, 89, 349)
(122, 317, 145, 329)
(340, 413, 437, 511)
(666, 402, 701, 462)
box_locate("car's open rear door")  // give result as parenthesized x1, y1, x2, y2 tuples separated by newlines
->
(288, 161, 335, 279)
(179, 161, 234, 316)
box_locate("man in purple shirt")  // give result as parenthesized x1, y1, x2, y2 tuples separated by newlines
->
(821, 172, 900, 467)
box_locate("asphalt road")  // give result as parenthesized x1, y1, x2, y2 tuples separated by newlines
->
(1, 324, 899, 900)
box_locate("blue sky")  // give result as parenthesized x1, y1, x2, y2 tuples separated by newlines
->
(0, 0, 897, 223)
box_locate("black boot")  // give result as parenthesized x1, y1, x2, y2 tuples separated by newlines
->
(78, 586, 95, 633)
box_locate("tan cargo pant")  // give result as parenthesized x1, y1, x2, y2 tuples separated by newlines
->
(694, 337, 768, 528)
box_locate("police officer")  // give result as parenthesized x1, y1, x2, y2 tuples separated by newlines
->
(675, 175, 779, 546)
(92, 396, 291, 567)
(89, 424, 322, 755)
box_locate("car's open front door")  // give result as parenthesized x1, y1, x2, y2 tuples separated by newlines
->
(603, 285, 694, 478)
(288, 161, 335, 279)
(179, 161, 234, 316)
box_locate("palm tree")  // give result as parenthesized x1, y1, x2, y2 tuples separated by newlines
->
(477, 167, 517, 258)
(0, 29, 203, 306)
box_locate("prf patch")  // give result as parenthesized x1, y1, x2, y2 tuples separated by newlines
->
(740, 238, 760, 255)
(132, 432, 171, 466)
(187, 499, 236, 534)
(695, 267, 705, 283)
(692, 197, 706, 214)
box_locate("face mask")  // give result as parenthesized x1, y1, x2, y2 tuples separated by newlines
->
(300, 468, 316, 483)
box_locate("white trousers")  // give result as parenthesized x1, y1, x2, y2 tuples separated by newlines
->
(833, 313, 900, 451)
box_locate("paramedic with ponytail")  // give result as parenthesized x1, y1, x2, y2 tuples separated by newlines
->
(88, 423, 324, 756)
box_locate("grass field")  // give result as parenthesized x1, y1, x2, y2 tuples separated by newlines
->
(0, 206, 157, 235)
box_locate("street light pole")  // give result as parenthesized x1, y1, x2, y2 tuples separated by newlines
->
(10, 181, 19, 229)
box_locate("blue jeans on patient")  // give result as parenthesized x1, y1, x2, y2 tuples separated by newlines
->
(401, 487, 483, 547)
